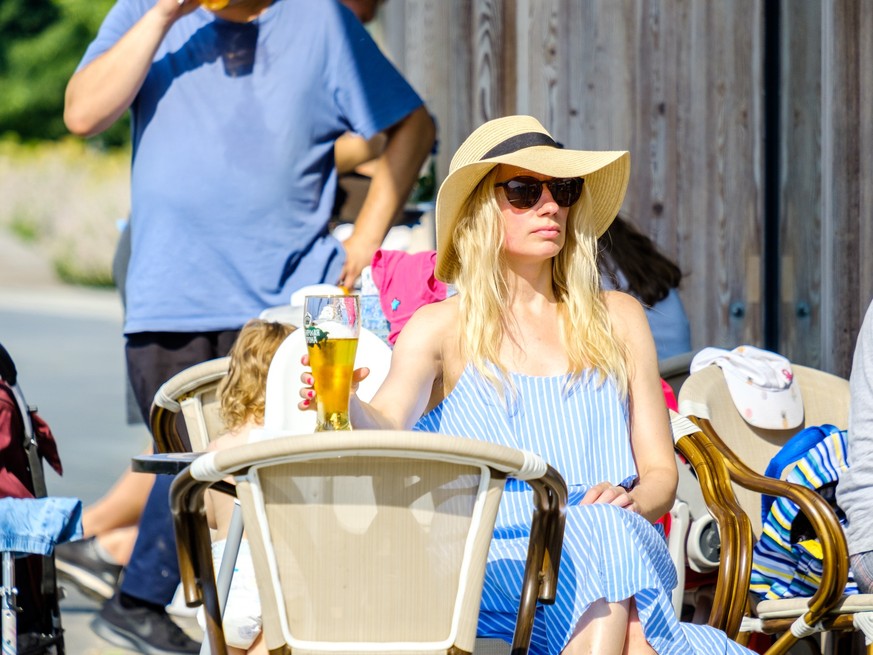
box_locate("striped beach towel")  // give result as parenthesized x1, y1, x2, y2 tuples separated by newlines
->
(751, 425, 857, 599)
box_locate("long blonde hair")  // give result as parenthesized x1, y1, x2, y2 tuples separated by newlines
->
(219, 319, 294, 431)
(452, 168, 629, 394)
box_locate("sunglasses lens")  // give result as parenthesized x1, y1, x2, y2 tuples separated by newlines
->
(547, 178, 584, 207)
(497, 176, 584, 208)
(502, 177, 542, 208)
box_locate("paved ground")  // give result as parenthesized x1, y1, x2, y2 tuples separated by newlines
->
(0, 231, 203, 653)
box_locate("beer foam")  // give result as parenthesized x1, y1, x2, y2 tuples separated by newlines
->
(314, 320, 357, 339)
(317, 305, 338, 322)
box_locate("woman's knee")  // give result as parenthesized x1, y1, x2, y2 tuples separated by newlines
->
(564, 598, 630, 655)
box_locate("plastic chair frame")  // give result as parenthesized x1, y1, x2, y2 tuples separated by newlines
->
(169, 430, 568, 655)
(149, 357, 230, 456)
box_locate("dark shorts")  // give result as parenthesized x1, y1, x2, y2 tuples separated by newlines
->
(125, 330, 240, 427)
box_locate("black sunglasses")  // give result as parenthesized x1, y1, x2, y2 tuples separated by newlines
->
(494, 176, 585, 209)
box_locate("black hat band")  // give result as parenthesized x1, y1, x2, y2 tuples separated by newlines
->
(481, 132, 562, 159)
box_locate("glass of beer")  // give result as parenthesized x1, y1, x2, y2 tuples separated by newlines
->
(303, 295, 360, 431)
(200, 0, 231, 10)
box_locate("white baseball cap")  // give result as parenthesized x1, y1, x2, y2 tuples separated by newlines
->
(690, 345, 804, 430)
(258, 284, 344, 327)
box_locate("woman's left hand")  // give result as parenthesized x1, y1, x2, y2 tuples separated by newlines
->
(579, 481, 639, 514)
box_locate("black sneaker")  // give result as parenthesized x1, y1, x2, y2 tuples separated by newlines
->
(91, 593, 201, 655)
(54, 536, 123, 600)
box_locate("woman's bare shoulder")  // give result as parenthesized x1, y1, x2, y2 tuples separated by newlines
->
(603, 290, 658, 366)
(603, 289, 645, 316)
(401, 295, 459, 338)
(603, 290, 650, 337)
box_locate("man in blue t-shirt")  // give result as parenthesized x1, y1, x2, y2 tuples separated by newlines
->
(64, 0, 434, 651)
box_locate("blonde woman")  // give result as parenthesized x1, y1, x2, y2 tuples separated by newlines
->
(301, 116, 751, 655)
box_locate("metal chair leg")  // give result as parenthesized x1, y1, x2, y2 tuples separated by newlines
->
(2, 552, 17, 655)
(199, 502, 245, 655)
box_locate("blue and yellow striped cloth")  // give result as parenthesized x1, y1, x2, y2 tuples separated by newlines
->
(751, 426, 857, 599)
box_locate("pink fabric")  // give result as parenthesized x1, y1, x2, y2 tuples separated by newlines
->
(655, 379, 678, 535)
(370, 249, 447, 345)
(661, 378, 678, 412)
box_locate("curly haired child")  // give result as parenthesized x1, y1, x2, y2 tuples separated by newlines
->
(205, 319, 294, 655)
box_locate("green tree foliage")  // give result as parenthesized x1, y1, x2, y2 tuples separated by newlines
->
(0, 0, 129, 147)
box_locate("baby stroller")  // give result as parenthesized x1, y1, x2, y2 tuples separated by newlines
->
(1, 342, 81, 655)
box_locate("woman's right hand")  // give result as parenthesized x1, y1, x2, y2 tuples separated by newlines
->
(297, 354, 370, 411)
(298, 353, 317, 411)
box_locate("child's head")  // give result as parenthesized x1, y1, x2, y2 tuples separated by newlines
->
(219, 319, 294, 431)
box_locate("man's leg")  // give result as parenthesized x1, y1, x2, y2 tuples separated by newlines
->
(119, 474, 179, 603)
(851, 551, 873, 594)
(93, 330, 239, 655)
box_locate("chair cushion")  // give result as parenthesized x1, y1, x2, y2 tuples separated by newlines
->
(756, 593, 873, 619)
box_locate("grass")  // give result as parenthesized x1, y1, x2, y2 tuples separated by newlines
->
(9, 212, 41, 242)
(0, 138, 130, 287)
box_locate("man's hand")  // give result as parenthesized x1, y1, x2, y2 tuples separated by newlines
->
(338, 232, 382, 290)
(158, 0, 199, 19)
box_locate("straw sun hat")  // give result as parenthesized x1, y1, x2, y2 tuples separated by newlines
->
(434, 115, 631, 282)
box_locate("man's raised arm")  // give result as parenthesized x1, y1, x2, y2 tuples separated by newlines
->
(338, 106, 436, 289)
(64, 0, 195, 137)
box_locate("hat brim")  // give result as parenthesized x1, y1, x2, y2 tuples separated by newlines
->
(722, 367, 805, 430)
(434, 146, 630, 282)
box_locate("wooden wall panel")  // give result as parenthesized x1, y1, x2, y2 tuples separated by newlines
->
(628, 1, 764, 351)
(514, 0, 567, 134)
(862, 7, 873, 326)
(780, 1, 822, 368)
(446, 0, 475, 180)
(821, 0, 873, 376)
(470, 0, 506, 123)
(378, 0, 869, 376)
(401, 2, 449, 146)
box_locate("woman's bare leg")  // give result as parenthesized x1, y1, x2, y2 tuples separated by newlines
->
(563, 598, 630, 655)
(622, 600, 657, 655)
(563, 598, 657, 655)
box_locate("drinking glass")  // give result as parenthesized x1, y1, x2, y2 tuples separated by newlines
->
(303, 295, 360, 431)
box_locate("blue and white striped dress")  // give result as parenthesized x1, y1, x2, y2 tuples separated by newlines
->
(414, 367, 753, 655)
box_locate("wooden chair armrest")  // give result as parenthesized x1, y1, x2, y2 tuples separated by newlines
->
(675, 427, 753, 637)
(525, 465, 568, 603)
(688, 416, 850, 632)
(512, 465, 568, 654)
